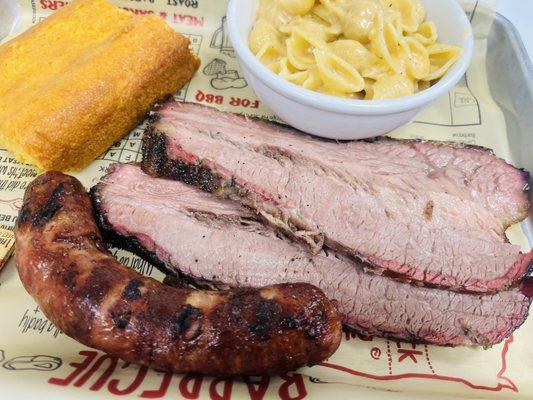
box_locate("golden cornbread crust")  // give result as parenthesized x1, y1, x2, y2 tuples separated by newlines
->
(0, 0, 200, 171)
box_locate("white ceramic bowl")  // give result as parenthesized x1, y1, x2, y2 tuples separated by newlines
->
(227, 0, 474, 140)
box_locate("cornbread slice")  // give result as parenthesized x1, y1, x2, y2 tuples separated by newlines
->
(0, 0, 200, 171)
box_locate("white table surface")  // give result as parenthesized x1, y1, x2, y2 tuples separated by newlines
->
(497, 0, 533, 60)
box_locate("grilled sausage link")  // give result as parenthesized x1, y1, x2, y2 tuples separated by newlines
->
(15, 172, 342, 376)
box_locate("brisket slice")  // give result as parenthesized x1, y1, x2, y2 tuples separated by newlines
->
(91, 164, 532, 346)
(141, 101, 533, 293)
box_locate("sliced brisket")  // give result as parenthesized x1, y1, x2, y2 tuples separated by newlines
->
(92, 164, 532, 346)
(141, 101, 532, 293)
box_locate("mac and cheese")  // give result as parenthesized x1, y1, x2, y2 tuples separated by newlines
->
(249, 0, 462, 100)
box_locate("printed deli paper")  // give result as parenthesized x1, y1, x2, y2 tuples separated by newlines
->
(1, 0, 532, 399)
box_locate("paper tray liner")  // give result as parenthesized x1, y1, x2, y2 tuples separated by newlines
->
(1, 0, 532, 398)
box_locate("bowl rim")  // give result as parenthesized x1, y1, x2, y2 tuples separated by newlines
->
(227, 0, 474, 115)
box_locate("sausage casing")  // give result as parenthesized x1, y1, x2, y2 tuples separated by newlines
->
(15, 172, 342, 376)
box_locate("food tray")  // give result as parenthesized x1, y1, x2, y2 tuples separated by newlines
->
(487, 14, 533, 245)
(0, 2, 533, 400)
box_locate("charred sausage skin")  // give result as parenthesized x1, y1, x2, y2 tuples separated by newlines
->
(15, 172, 342, 376)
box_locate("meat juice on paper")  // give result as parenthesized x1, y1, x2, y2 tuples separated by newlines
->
(1, 0, 532, 399)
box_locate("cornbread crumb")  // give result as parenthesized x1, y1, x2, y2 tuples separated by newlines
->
(0, 0, 200, 171)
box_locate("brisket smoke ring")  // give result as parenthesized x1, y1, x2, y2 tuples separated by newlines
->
(92, 164, 533, 346)
(141, 102, 532, 293)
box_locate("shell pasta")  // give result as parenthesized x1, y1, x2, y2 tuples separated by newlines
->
(249, 0, 462, 100)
